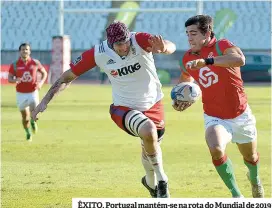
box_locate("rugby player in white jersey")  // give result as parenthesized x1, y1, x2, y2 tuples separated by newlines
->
(31, 21, 176, 198)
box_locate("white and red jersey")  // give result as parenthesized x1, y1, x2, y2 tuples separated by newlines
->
(70, 32, 163, 111)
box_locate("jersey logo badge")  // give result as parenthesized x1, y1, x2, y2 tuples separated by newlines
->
(107, 59, 116, 65)
(98, 43, 105, 53)
(110, 63, 141, 78)
(199, 67, 218, 88)
(110, 70, 118, 77)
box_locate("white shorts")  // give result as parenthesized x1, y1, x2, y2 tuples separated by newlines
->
(204, 105, 257, 144)
(16, 91, 39, 111)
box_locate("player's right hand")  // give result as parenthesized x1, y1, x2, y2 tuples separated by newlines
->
(146, 35, 166, 54)
(172, 100, 193, 111)
(186, 59, 206, 70)
(31, 102, 47, 121)
(16, 77, 22, 84)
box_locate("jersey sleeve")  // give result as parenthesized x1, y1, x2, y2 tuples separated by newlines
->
(70, 47, 96, 76)
(135, 32, 153, 52)
(8, 64, 15, 75)
(218, 39, 236, 55)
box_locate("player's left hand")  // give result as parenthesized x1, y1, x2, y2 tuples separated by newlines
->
(37, 82, 43, 90)
(147, 35, 167, 54)
(186, 59, 206, 70)
(172, 100, 193, 111)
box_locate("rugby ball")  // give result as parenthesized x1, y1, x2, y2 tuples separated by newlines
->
(171, 82, 201, 103)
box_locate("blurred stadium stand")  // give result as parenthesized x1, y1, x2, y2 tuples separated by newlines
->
(136, 1, 271, 50)
(1, 1, 271, 82)
(1, 1, 111, 50)
(1, 1, 271, 51)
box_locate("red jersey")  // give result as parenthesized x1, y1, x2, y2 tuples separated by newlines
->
(180, 37, 247, 119)
(9, 57, 44, 93)
(70, 32, 153, 76)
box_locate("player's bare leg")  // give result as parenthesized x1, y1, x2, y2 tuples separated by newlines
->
(139, 121, 169, 198)
(20, 108, 32, 141)
(206, 124, 242, 198)
(237, 141, 264, 198)
(29, 101, 38, 134)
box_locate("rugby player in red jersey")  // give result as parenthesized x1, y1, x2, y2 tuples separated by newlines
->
(8, 43, 47, 141)
(31, 21, 176, 198)
(174, 15, 264, 198)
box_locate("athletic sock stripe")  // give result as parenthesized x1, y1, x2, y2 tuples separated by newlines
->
(146, 152, 157, 158)
(213, 155, 228, 166)
(244, 152, 260, 165)
(136, 118, 148, 135)
(142, 152, 148, 160)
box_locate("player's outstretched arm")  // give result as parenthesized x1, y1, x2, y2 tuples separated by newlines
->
(31, 69, 77, 121)
(185, 46, 245, 70)
(146, 35, 176, 54)
(213, 46, 245, 67)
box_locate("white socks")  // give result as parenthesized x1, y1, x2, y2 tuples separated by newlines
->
(143, 145, 168, 183)
(142, 154, 157, 189)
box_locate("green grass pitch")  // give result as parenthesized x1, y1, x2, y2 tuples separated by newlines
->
(1, 84, 271, 207)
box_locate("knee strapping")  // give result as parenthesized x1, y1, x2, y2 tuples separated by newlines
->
(125, 110, 149, 137)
